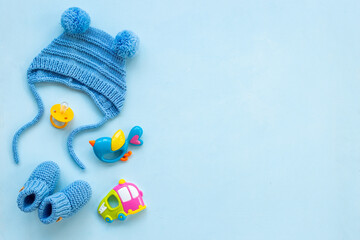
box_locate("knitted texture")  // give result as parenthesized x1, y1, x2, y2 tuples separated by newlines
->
(17, 161, 60, 212)
(12, 7, 139, 169)
(113, 30, 139, 58)
(12, 84, 44, 164)
(61, 7, 90, 34)
(38, 180, 92, 224)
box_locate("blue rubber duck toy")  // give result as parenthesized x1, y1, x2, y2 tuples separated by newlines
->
(89, 126, 143, 163)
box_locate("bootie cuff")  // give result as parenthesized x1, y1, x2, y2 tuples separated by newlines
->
(38, 192, 71, 224)
(17, 180, 50, 212)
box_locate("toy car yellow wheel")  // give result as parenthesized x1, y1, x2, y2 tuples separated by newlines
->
(105, 216, 113, 223)
(118, 213, 127, 221)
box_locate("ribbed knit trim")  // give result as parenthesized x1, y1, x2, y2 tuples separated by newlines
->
(28, 57, 125, 115)
(17, 180, 49, 212)
(38, 192, 71, 224)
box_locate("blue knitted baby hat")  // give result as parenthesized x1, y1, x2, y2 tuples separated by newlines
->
(38, 180, 92, 224)
(12, 7, 139, 169)
(17, 161, 60, 212)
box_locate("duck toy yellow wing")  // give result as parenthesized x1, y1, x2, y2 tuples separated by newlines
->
(89, 126, 143, 163)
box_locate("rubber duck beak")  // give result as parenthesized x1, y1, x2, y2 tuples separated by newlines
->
(89, 140, 95, 147)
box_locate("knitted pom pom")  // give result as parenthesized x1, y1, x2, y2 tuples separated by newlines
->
(61, 7, 90, 34)
(113, 30, 139, 58)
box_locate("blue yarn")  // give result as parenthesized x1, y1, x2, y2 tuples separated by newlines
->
(113, 30, 139, 58)
(12, 84, 44, 164)
(12, 7, 139, 169)
(17, 161, 60, 212)
(67, 116, 109, 169)
(61, 7, 90, 34)
(38, 180, 92, 224)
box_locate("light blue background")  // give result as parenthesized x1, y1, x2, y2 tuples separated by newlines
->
(1, 0, 360, 239)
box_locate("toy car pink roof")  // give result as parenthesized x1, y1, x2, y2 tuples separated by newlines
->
(113, 181, 144, 213)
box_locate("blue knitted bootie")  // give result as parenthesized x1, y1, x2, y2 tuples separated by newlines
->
(38, 180, 92, 224)
(17, 161, 60, 212)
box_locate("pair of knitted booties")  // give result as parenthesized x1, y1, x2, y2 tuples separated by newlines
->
(17, 161, 91, 224)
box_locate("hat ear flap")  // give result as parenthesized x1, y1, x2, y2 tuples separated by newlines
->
(61, 7, 90, 34)
(113, 30, 139, 58)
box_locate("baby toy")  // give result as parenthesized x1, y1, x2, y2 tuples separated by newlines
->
(98, 179, 146, 222)
(50, 102, 74, 129)
(89, 126, 143, 163)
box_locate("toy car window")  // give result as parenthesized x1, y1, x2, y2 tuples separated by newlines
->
(118, 187, 131, 202)
(128, 185, 139, 198)
(107, 194, 119, 208)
